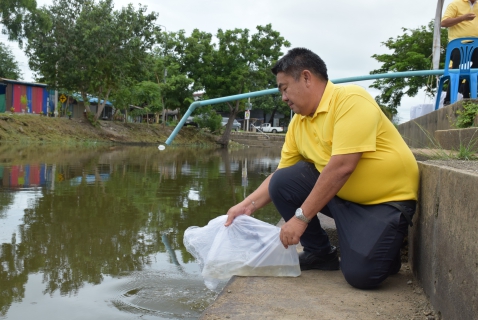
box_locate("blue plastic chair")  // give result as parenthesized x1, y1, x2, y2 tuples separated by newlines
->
(435, 37, 478, 110)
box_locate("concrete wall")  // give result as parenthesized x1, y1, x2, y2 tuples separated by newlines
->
(229, 131, 285, 148)
(434, 127, 478, 150)
(397, 102, 463, 148)
(410, 162, 478, 320)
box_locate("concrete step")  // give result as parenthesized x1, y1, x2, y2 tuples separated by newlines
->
(434, 127, 478, 150)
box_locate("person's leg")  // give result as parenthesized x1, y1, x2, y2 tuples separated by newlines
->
(469, 48, 478, 98)
(327, 198, 414, 289)
(445, 48, 461, 104)
(268, 161, 332, 254)
(456, 48, 478, 99)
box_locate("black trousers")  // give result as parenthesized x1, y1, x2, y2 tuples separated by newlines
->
(268, 161, 415, 289)
(444, 48, 478, 103)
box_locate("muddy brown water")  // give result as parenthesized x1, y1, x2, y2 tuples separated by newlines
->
(0, 145, 282, 320)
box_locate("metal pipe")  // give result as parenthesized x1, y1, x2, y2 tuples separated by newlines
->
(165, 69, 445, 145)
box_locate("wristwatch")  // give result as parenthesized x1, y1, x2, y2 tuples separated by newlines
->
(295, 208, 310, 223)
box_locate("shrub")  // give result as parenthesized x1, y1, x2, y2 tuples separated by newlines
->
(455, 101, 478, 128)
(195, 111, 222, 133)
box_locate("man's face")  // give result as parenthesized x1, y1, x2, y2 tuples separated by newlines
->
(276, 71, 310, 116)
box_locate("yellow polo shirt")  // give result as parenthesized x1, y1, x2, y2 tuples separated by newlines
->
(278, 81, 418, 205)
(442, 0, 478, 41)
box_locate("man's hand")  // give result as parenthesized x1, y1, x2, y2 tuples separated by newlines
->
(280, 217, 308, 249)
(224, 202, 252, 227)
(224, 174, 274, 227)
(442, 14, 476, 27)
(462, 13, 476, 21)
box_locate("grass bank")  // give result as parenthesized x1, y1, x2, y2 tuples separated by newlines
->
(0, 114, 219, 146)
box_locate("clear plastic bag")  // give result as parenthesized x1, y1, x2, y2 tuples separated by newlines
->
(184, 215, 300, 290)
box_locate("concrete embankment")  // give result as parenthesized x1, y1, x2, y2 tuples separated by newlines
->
(229, 131, 285, 148)
(410, 162, 478, 320)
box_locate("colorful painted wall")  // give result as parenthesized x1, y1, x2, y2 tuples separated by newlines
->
(0, 79, 49, 114)
(1, 164, 48, 188)
(0, 84, 6, 113)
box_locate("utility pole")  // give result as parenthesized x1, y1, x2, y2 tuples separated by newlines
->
(433, 0, 445, 70)
(156, 24, 168, 128)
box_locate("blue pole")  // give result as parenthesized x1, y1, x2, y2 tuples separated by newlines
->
(165, 69, 445, 145)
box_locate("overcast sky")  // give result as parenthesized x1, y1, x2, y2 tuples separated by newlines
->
(1, 0, 454, 122)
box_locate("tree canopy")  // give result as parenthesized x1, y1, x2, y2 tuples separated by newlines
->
(0, 0, 50, 46)
(0, 43, 22, 79)
(170, 24, 290, 145)
(0, 0, 36, 41)
(24, 0, 160, 121)
(370, 20, 448, 111)
(147, 40, 195, 116)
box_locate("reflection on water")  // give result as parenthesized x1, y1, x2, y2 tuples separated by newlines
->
(0, 145, 281, 319)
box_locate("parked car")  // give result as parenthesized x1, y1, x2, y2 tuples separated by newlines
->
(258, 123, 284, 133)
(185, 116, 198, 127)
(185, 113, 209, 127)
(221, 117, 241, 131)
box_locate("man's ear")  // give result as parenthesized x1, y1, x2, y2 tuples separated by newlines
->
(302, 70, 312, 86)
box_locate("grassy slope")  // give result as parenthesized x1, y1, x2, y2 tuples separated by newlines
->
(0, 114, 218, 146)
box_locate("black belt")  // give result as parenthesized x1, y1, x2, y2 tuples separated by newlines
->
(384, 200, 416, 227)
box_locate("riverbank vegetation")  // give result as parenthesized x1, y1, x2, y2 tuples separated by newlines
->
(0, 114, 218, 146)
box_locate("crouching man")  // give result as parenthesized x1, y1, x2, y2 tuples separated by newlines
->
(225, 48, 418, 289)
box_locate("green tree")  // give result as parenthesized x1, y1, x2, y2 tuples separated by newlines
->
(132, 81, 162, 124)
(0, 0, 35, 36)
(109, 79, 134, 122)
(24, 0, 160, 122)
(251, 90, 290, 125)
(193, 107, 222, 132)
(149, 34, 196, 118)
(370, 20, 448, 111)
(0, 43, 22, 79)
(230, 71, 290, 126)
(174, 24, 290, 146)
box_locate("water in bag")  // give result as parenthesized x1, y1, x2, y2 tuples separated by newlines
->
(184, 215, 301, 290)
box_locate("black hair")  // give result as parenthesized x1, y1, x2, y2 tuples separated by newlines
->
(271, 47, 328, 81)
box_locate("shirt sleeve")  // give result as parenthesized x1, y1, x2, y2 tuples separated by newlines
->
(277, 115, 304, 169)
(442, 3, 457, 21)
(331, 94, 381, 156)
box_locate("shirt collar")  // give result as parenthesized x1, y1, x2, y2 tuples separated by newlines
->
(299, 80, 335, 121)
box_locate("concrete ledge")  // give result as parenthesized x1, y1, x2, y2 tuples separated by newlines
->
(434, 127, 478, 150)
(397, 103, 461, 149)
(229, 132, 285, 148)
(410, 162, 478, 320)
(397, 99, 478, 150)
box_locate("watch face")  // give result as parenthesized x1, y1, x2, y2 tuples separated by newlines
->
(295, 208, 309, 222)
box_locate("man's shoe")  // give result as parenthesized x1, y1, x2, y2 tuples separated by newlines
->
(299, 246, 339, 271)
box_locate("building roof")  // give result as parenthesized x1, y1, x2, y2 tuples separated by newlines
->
(70, 93, 113, 106)
(0, 77, 48, 88)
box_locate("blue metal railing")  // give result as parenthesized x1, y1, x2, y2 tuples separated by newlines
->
(165, 69, 445, 145)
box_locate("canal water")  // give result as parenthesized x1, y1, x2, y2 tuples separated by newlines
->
(0, 144, 282, 319)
